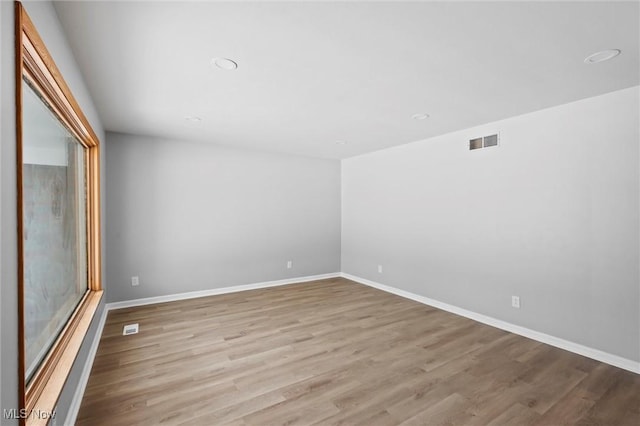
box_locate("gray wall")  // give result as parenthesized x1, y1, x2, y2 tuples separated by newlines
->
(1, 0, 19, 421)
(0, 0, 4, 413)
(106, 132, 341, 303)
(0, 1, 107, 424)
(342, 86, 640, 362)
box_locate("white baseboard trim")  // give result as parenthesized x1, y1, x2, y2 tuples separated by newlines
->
(106, 272, 341, 311)
(64, 303, 109, 426)
(341, 272, 640, 375)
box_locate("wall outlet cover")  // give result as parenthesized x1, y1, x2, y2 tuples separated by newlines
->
(511, 296, 521, 309)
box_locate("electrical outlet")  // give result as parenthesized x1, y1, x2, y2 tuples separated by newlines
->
(287, 260, 292, 269)
(511, 296, 520, 309)
(131, 276, 139, 286)
(378, 265, 383, 273)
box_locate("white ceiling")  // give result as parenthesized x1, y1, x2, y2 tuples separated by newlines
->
(53, 1, 639, 159)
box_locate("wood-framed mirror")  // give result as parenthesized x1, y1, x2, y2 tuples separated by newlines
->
(15, 2, 103, 424)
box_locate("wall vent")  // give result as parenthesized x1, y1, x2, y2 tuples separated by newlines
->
(470, 133, 499, 150)
(123, 323, 139, 335)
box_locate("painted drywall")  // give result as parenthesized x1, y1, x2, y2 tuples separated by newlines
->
(1, 1, 18, 422)
(0, 1, 107, 423)
(106, 132, 341, 303)
(342, 86, 640, 363)
(0, 0, 4, 414)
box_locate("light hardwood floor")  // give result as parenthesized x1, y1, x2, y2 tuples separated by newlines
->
(77, 278, 640, 425)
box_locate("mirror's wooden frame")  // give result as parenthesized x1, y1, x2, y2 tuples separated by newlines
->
(15, 3, 103, 425)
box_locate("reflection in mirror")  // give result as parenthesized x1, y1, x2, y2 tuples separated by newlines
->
(22, 77, 88, 383)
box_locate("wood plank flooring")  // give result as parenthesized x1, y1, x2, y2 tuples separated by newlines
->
(77, 278, 640, 425)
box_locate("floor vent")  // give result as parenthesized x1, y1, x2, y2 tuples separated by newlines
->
(123, 323, 139, 336)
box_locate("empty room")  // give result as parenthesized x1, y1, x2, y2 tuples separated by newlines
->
(1, 0, 639, 425)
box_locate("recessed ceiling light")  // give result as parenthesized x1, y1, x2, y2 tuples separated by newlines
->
(184, 116, 202, 122)
(412, 113, 430, 120)
(335, 140, 348, 145)
(212, 57, 238, 70)
(584, 49, 621, 64)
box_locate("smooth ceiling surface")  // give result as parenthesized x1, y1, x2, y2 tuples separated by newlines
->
(54, 1, 639, 159)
